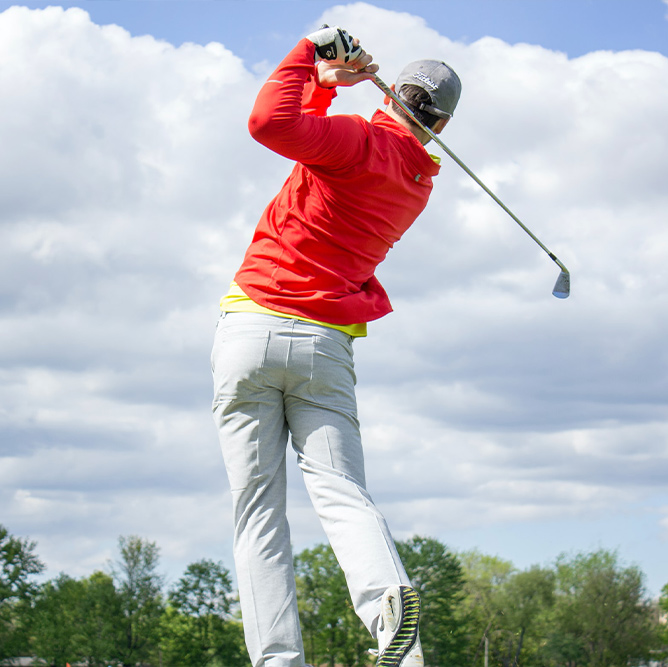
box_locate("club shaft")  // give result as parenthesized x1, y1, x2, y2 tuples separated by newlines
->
(373, 75, 569, 275)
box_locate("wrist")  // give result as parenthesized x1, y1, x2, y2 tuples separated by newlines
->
(315, 62, 337, 89)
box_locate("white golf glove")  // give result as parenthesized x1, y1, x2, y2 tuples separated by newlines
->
(306, 25, 362, 65)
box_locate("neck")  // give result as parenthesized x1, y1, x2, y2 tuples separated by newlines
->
(385, 105, 431, 145)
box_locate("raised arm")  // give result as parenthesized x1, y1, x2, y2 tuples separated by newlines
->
(248, 27, 377, 168)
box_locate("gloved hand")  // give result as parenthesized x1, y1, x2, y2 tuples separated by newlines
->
(306, 25, 363, 65)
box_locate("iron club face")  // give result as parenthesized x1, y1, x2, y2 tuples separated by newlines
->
(552, 270, 571, 299)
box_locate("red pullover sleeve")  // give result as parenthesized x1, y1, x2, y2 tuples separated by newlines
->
(248, 39, 368, 170)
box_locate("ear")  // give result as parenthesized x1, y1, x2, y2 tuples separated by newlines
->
(432, 117, 450, 135)
(383, 83, 396, 105)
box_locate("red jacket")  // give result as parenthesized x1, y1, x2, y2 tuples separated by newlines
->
(234, 39, 440, 325)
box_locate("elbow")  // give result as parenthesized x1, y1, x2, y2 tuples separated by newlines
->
(248, 109, 270, 142)
(248, 109, 302, 149)
(248, 109, 288, 147)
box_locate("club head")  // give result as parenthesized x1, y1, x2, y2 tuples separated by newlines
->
(552, 270, 570, 299)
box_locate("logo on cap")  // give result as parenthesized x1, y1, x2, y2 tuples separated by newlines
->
(412, 72, 438, 91)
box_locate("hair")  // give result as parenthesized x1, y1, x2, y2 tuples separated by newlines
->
(391, 84, 442, 130)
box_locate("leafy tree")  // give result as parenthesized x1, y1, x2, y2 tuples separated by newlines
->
(30, 570, 124, 667)
(30, 574, 86, 667)
(493, 565, 555, 667)
(161, 558, 248, 666)
(294, 543, 370, 667)
(458, 549, 515, 666)
(169, 558, 233, 618)
(396, 536, 469, 667)
(0, 524, 45, 659)
(110, 535, 164, 666)
(77, 571, 125, 666)
(160, 607, 204, 666)
(546, 549, 657, 667)
(656, 583, 668, 663)
(29, 571, 126, 666)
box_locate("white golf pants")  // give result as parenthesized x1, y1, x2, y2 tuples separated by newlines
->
(211, 312, 410, 667)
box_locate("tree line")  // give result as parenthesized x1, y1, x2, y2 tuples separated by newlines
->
(1, 524, 667, 667)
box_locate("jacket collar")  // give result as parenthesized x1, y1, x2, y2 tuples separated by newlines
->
(371, 110, 441, 177)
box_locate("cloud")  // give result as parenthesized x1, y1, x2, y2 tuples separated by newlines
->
(1, 4, 667, 593)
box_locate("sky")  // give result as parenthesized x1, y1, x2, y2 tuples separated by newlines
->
(1, 0, 667, 602)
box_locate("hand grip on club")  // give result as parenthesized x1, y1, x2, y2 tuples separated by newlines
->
(372, 74, 570, 298)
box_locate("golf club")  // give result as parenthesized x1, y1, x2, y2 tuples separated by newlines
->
(372, 74, 571, 299)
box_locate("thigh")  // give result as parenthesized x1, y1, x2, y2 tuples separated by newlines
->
(211, 313, 289, 493)
(284, 326, 365, 487)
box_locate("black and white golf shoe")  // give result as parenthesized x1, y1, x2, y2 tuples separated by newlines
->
(373, 585, 424, 667)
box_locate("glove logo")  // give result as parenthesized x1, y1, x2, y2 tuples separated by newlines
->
(315, 42, 337, 61)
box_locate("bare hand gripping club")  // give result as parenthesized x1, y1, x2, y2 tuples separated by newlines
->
(372, 74, 571, 298)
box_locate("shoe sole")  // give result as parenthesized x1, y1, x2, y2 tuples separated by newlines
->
(376, 586, 421, 667)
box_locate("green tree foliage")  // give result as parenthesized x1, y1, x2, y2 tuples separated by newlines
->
(294, 537, 468, 667)
(110, 535, 164, 666)
(160, 558, 248, 666)
(169, 558, 233, 618)
(159, 606, 247, 667)
(396, 536, 468, 667)
(30, 571, 124, 666)
(459, 549, 515, 665)
(30, 574, 84, 666)
(77, 571, 125, 666)
(27, 551, 247, 667)
(0, 523, 45, 659)
(2, 526, 665, 667)
(545, 549, 658, 667)
(294, 543, 370, 667)
(493, 566, 555, 667)
(657, 583, 668, 662)
(14, 536, 248, 667)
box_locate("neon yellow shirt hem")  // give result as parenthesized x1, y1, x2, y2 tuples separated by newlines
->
(219, 283, 368, 338)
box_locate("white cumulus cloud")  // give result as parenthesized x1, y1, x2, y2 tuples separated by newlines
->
(1, 3, 667, 594)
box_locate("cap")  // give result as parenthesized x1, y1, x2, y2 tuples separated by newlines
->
(395, 59, 462, 118)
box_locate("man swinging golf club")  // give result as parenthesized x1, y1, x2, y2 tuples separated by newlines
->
(211, 25, 461, 667)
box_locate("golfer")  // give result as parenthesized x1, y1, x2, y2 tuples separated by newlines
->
(211, 25, 461, 667)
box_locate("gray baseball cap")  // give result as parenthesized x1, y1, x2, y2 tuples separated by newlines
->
(395, 59, 462, 118)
